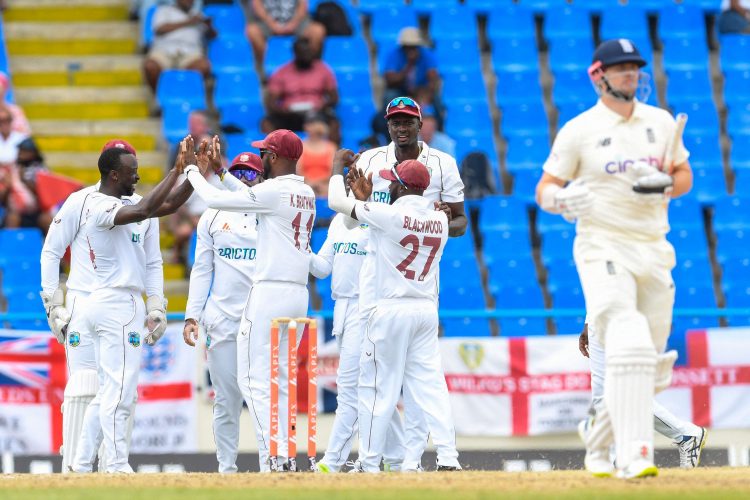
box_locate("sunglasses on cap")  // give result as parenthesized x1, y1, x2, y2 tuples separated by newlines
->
(391, 165, 407, 188)
(386, 97, 420, 112)
(231, 169, 260, 182)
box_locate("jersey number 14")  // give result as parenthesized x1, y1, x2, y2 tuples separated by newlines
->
(292, 212, 314, 251)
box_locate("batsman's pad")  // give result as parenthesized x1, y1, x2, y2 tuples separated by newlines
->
(61, 369, 98, 473)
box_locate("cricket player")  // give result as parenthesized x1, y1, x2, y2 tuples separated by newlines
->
(535, 39, 693, 478)
(328, 158, 461, 473)
(40, 139, 196, 473)
(183, 130, 315, 472)
(307, 212, 369, 473)
(183, 151, 263, 473)
(69, 143, 192, 473)
(578, 323, 707, 468)
(346, 97, 466, 471)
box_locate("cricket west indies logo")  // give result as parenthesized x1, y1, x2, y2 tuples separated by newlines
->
(68, 332, 80, 348)
(128, 331, 141, 347)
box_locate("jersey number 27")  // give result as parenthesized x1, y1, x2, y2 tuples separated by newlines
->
(397, 235, 441, 282)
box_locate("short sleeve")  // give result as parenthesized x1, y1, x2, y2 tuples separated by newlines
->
(353, 201, 396, 231)
(543, 122, 580, 181)
(439, 156, 465, 203)
(152, 6, 172, 30)
(92, 197, 124, 229)
(322, 63, 337, 90)
(267, 66, 285, 96)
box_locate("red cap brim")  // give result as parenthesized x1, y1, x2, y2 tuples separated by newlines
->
(251, 139, 267, 149)
(379, 169, 398, 182)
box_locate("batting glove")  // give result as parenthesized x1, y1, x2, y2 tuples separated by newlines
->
(632, 161, 673, 204)
(145, 295, 168, 345)
(40, 288, 70, 344)
(554, 180, 594, 222)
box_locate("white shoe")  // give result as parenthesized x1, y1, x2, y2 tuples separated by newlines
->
(584, 448, 615, 478)
(617, 459, 658, 479)
(677, 427, 708, 468)
(401, 464, 424, 473)
(345, 460, 364, 473)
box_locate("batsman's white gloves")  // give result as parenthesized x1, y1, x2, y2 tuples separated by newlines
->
(145, 295, 168, 345)
(542, 179, 594, 222)
(632, 160, 673, 204)
(40, 288, 70, 344)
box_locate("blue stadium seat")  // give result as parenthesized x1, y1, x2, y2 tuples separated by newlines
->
(156, 70, 205, 108)
(482, 229, 532, 260)
(444, 102, 493, 138)
(600, 5, 649, 41)
(142, 3, 158, 49)
(724, 280, 750, 308)
(223, 133, 259, 161)
(487, 256, 537, 292)
(501, 101, 548, 137)
(505, 133, 550, 171)
(665, 69, 713, 103)
(264, 36, 294, 76)
(720, 35, 750, 72)
(323, 38, 369, 74)
(669, 197, 704, 230)
(214, 72, 261, 109)
(453, 132, 498, 166)
(687, 167, 727, 204)
(443, 231, 476, 260)
(548, 37, 594, 73)
(4, 289, 46, 330)
(413, 0, 461, 16)
(669, 98, 718, 135)
(541, 230, 575, 259)
(478, 195, 529, 232)
(315, 277, 335, 311)
(485, 4, 535, 41)
(430, 5, 478, 41)
(662, 38, 710, 72)
(442, 71, 488, 105)
(434, 39, 482, 74)
(494, 285, 547, 336)
(544, 5, 591, 41)
(672, 316, 719, 336)
(552, 71, 595, 109)
(536, 210, 574, 234)
(713, 196, 750, 230)
(162, 102, 196, 144)
(673, 257, 714, 287)
(675, 284, 717, 309)
(441, 316, 492, 337)
(204, 4, 246, 40)
(337, 102, 375, 144)
(682, 133, 722, 170)
(0, 229, 43, 267)
(496, 70, 542, 107)
(721, 257, 750, 291)
(727, 101, 750, 137)
(440, 283, 492, 338)
(667, 227, 709, 258)
(715, 229, 750, 261)
(219, 102, 264, 134)
(208, 38, 254, 75)
(723, 70, 750, 106)
(337, 71, 373, 106)
(548, 285, 585, 335)
(545, 256, 580, 288)
(659, 3, 707, 43)
(735, 162, 750, 194)
(557, 101, 592, 126)
(370, 7, 418, 45)
(491, 38, 540, 73)
(1, 259, 41, 295)
(357, 0, 405, 15)
(511, 170, 538, 203)
(311, 227, 327, 253)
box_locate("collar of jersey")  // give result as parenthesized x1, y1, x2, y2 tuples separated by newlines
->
(594, 99, 647, 124)
(387, 141, 429, 165)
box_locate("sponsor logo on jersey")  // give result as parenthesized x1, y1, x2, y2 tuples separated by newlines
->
(597, 137, 611, 147)
(54, 218, 62, 224)
(218, 247, 257, 260)
(221, 222, 231, 232)
(646, 128, 656, 143)
(68, 332, 80, 348)
(333, 242, 367, 256)
(372, 191, 390, 204)
(128, 331, 141, 347)
(603, 156, 661, 174)
(206, 334, 211, 348)
(131, 233, 141, 243)
(459, 342, 484, 370)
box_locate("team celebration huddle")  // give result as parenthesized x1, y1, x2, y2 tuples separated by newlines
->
(37, 36, 707, 479)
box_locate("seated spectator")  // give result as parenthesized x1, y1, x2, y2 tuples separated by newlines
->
(244, 0, 326, 75)
(297, 113, 336, 196)
(383, 28, 440, 112)
(265, 37, 338, 132)
(168, 109, 221, 167)
(0, 105, 28, 165)
(420, 113, 456, 158)
(718, 0, 750, 34)
(142, 0, 216, 92)
(0, 72, 31, 136)
(0, 137, 47, 230)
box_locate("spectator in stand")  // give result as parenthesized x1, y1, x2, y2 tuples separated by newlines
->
(298, 113, 336, 197)
(244, 0, 326, 75)
(265, 36, 339, 133)
(383, 28, 440, 114)
(718, 0, 750, 33)
(142, 0, 216, 92)
(420, 113, 456, 158)
(0, 72, 31, 136)
(0, 105, 28, 165)
(0, 137, 43, 230)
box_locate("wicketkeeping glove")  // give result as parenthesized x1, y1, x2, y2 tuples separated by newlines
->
(40, 288, 70, 344)
(554, 179, 594, 222)
(632, 161, 673, 204)
(145, 296, 168, 345)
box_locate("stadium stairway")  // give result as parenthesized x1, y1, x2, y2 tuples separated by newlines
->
(3, 0, 188, 313)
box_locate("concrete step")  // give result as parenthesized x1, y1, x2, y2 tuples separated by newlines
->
(45, 150, 166, 168)
(16, 87, 150, 119)
(30, 118, 160, 151)
(10, 55, 144, 87)
(164, 263, 185, 281)
(4, 0, 129, 22)
(4, 22, 137, 56)
(51, 166, 163, 185)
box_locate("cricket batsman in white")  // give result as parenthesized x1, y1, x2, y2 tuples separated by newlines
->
(183, 150, 263, 473)
(536, 39, 693, 478)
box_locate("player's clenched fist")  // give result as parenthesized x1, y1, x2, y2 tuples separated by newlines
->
(333, 148, 359, 176)
(183, 318, 199, 347)
(435, 201, 452, 221)
(631, 160, 673, 204)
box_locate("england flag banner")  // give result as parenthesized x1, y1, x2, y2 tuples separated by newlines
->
(130, 323, 198, 453)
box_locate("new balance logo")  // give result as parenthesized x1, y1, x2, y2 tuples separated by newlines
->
(598, 137, 611, 147)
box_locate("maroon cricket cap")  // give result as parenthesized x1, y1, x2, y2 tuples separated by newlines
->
(101, 138, 137, 156)
(251, 129, 303, 161)
(230, 152, 263, 173)
(379, 159, 430, 190)
(384, 96, 422, 120)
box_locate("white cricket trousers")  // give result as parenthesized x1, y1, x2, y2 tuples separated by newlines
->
(588, 329, 699, 441)
(237, 280, 309, 472)
(75, 287, 145, 473)
(357, 299, 459, 473)
(204, 304, 244, 474)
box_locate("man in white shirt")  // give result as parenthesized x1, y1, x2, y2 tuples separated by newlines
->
(0, 104, 27, 164)
(67, 142, 195, 473)
(535, 39, 693, 479)
(40, 139, 198, 473)
(328, 158, 461, 473)
(183, 151, 263, 473)
(348, 97, 466, 471)
(307, 213, 369, 473)
(183, 130, 315, 472)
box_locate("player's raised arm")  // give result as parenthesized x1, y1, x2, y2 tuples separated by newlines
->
(152, 135, 197, 217)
